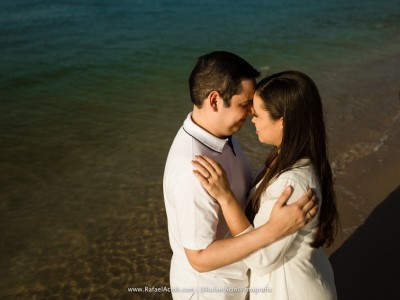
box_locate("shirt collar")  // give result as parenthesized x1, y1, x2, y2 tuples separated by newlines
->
(183, 113, 233, 154)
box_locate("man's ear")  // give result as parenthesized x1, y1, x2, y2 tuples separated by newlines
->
(207, 91, 220, 112)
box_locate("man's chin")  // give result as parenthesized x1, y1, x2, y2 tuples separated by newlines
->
(227, 121, 246, 135)
(230, 126, 243, 135)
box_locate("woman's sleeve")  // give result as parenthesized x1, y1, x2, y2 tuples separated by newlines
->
(243, 174, 308, 276)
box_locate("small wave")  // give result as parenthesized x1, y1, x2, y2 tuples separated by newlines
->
(332, 108, 400, 177)
(259, 65, 271, 71)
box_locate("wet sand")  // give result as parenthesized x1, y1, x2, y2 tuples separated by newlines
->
(327, 112, 400, 299)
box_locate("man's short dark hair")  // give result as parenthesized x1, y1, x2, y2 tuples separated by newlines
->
(189, 51, 260, 108)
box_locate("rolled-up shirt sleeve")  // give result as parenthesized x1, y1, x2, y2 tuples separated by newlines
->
(172, 172, 221, 250)
(235, 225, 254, 236)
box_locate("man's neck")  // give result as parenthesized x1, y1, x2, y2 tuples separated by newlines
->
(191, 108, 223, 138)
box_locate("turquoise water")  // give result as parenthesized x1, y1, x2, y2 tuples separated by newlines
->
(1, 0, 399, 298)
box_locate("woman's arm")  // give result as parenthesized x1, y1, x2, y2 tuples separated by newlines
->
(185, 185, 316, 272)
(192, 155, 316, 235)
(189, 155, 317, 272)
(192, 155, 250, 235)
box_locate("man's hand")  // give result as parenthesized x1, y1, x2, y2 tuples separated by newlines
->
(268, 186, 318, 240)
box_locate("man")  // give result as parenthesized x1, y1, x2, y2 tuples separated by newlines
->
(163, 51, 316, 299)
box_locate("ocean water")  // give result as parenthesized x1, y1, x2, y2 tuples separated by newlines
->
(1, 0, 399, 299)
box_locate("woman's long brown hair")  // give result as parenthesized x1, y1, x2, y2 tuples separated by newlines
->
(246, 71, 339, 248)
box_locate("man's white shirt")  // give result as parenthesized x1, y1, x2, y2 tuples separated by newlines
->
(163, 113, 253, 299)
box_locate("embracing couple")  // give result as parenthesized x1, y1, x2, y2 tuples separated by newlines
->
(163, 51, 339, 300)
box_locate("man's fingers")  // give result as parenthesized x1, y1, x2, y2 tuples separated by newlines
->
(302, 193, 317, 213)
(276, 186, 293, 207)
(302, 189, 319, 223)
(308, 205, 318, 220)
(295, 188, 315, 208)
(305, 188, 314, 200)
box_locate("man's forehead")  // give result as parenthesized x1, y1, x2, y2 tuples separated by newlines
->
(241, 98, 253, 105)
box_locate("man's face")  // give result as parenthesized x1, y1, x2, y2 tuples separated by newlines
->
(218, 79, 255, 136)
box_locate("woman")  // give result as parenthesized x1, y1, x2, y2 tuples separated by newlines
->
(193, 70, 339, 299)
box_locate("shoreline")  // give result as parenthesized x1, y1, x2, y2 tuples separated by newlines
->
(326, 113, 400, 255)
(326, 108, 400, 298)
(324, 61, 400, 256)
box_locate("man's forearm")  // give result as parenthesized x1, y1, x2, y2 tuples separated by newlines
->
(185, 221, 279, 272)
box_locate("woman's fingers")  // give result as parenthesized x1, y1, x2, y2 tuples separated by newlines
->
(192, 169, 210, 185)
(192, 155, 217, 177)
(200, 155, 223, 176)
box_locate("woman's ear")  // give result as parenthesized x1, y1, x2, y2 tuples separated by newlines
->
(278, 117, 284, 132)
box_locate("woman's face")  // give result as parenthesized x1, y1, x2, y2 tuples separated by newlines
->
(251, 93, 283, 146)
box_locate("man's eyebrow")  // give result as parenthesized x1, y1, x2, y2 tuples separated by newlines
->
(243, 99, 253, 105)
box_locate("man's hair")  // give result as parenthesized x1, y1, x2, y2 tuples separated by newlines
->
(189, 51, 260, 108)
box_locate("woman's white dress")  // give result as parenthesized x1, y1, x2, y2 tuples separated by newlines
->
(244, 159, 337, 300)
